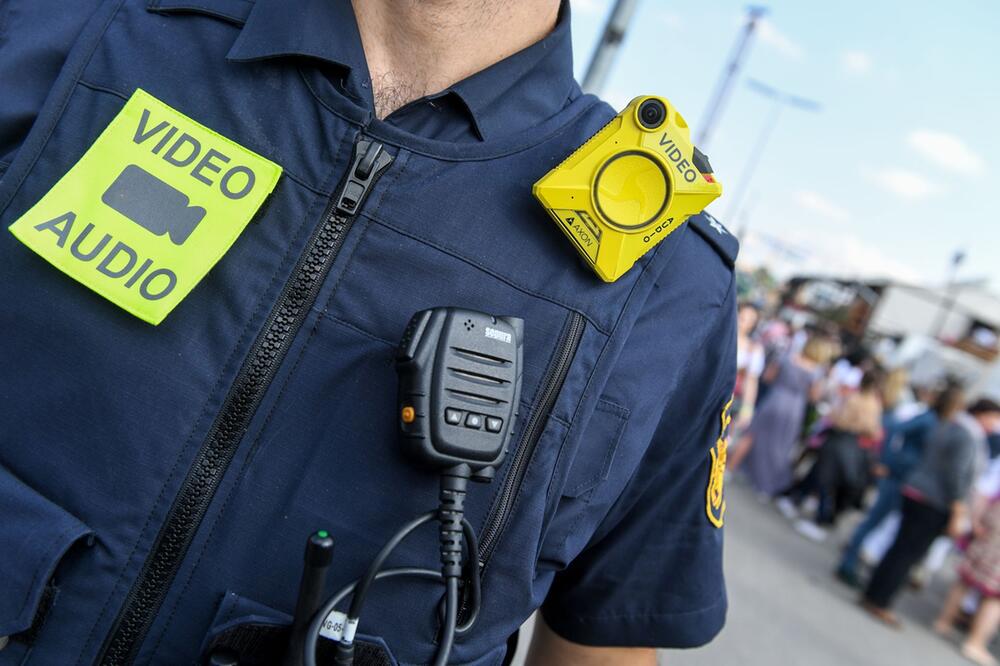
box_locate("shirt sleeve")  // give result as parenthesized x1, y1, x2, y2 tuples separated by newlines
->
(541, 275, 737, 649)
(0, 0, 103, 171)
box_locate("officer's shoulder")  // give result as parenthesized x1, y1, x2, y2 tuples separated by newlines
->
(644, 210, 737, 302)
(571, 97, 740, 270)
(568, 93, 619, 135)
(686, 211, 739, 270)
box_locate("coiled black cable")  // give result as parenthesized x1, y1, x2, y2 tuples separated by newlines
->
(303, 513, 480, 666)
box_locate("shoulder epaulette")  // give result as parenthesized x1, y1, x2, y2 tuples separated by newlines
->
(688, 211, 739, 268)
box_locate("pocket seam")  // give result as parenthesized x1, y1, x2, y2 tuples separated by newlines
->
(15, 523, 76, 631)
(363, 215, 612, 337)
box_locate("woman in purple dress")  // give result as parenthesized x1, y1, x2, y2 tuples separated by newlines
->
(729, 336, 833, 495)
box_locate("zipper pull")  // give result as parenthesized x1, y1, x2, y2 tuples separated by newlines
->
(335, 139, 393, 215)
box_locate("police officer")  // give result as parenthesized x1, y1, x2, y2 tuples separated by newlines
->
(0, 1, 739, 664)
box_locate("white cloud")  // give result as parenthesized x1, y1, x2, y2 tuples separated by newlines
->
(841, 50, 872, 75)
(867, 168, 943, 200)
(793, 190, 850, 221)
(739, 226, 922, 284)
(756, 19, 803, 59)
(907, 129, 986, 176)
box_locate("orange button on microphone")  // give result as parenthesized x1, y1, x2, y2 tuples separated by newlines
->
(401, 406, 416, 423)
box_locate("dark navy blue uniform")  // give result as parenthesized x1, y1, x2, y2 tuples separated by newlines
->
(0, 1, 738, 664)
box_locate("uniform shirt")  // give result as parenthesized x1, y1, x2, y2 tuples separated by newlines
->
(0, 1, 738, 664)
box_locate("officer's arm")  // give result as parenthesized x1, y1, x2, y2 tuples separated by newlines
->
(525, 615, 657, 666)
(536, 217, 738, 653)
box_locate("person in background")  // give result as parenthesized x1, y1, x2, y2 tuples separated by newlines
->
(880, 368, 911, 424)
(862, 398, 1000, 627)
(733, 302, 765, 432)
(759, 317, 791, 360)
(934, 445, 1000, 666)
(790, 369, 884, 541)
(727, 336, 833, 496)
(836, 384, 966, 586)
(752, 317, 789, 409)
(826, 348, 869, 406)
(932, 425, 1000, 653)
(789, 323, 809, 356)
(989, 433, 1000, 460)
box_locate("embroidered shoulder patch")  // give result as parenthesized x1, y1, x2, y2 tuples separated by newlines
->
(706, 396, 733, 528)
(8, 88, 282, 324)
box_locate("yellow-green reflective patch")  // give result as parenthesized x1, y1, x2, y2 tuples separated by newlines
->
(8, 88, 282, 325)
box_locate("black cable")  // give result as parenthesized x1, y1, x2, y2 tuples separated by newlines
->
(427, 469, 468, 665)
(326, 512, 435, 665)
(455, 517, 480, 636)
(347, 511, 437, 622)
(431, 577, 459, 666)
(303, 568, 440, 666)
(309, 471, 479, 666)
(437, 471, 468, 581)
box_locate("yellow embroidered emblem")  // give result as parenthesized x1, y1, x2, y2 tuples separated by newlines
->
(706, 396, 733, 528)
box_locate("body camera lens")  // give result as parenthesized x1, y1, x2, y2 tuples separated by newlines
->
(638, 99, 666, 129)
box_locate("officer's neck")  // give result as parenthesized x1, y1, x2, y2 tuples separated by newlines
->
(351, 0, 560, 119)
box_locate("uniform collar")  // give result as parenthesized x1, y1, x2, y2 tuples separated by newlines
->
(227, 0, 576, 141)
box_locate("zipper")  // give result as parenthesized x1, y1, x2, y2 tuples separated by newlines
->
(97, 138, 393, 666)
(476, 311, 586, 568)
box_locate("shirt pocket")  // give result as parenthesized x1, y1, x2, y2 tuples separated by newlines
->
(324, 219, 580, 415)
(320, 217, 609, 570)
(199, 590, 397, 666)
(0, 462, 94, 654)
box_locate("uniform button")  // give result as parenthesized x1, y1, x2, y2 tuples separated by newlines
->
(445, 408, 463, 425)
(465, 413, 483, 429)
(485, 417, 503, 433)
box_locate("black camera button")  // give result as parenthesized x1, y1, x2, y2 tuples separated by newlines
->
(485, 417, 503, 433)
(465, 413, 484, 429)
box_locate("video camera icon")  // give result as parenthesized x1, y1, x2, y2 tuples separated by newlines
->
(102, 164, 205, 245)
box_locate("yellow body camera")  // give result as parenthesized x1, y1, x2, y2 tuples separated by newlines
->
(533, 95, 723, 282)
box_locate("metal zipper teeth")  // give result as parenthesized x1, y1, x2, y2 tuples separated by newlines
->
(97, 143, 388, 666)
(476, 311, 586, 567)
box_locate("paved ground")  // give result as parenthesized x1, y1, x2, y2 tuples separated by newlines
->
(513, 480, 978, 666)
(660, 480, 972, 666)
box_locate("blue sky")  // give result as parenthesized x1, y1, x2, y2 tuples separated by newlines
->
(569, 0, 999, 288)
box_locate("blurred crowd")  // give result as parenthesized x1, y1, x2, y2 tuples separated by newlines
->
(727, 303, 1000, 666)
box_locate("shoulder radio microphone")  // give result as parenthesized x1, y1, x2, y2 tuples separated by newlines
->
(396, 307, 524, 481)
(293, 307, 523, 666)
(533, 95, 723, 282)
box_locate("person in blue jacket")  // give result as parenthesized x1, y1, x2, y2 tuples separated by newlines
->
(0, 1, 738, 665)
(836, 384, 966, 586)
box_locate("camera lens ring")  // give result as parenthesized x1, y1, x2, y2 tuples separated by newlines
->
(637, 99, 667, 129)
(592, 150, 671, 232)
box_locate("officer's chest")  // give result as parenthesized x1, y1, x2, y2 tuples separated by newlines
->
(0, 2, 669, 664)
